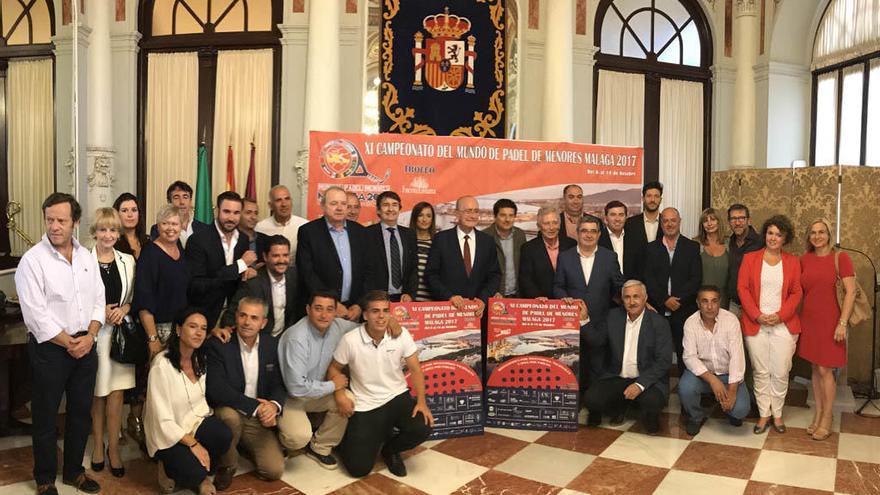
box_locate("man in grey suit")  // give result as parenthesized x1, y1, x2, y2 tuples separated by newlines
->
(483, 198, 527, 298)
(553, 214, 625, 390)
(584, 280, 673, 434)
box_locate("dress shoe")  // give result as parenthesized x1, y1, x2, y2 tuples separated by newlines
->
(382, 448, 407, 477)
(643, 415, 660, 435)
(213, 466, 235, 491)
(62, 473, 100, 494)
(108, 447, 125, 477)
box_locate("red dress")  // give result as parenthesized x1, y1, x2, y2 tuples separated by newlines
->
(798, 251, 853, 367)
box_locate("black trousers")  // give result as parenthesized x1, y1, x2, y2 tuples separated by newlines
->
(338, 392, 432, 478)
(28, 335, 98, 485)
(155, 415, 232, 490)
(668, 312, 688, 374)
(583, 376, 666, 423)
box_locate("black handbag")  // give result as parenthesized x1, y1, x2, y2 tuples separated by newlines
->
(110, 316, 148, 365)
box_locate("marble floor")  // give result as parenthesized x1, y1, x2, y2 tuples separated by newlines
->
(0, 392, 878, 494)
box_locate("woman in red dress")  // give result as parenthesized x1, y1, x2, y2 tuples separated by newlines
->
(798, 219, 857, 441)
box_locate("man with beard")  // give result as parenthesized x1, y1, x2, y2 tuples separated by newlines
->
(239, 197, 270, 255)
(186, 191, 259, 328)
(624, 181, 663, 280)
(519, 206, 576, 298)
(726, 203, 763, 315)
(256, 185, 308, 255)
(560, 184, 585, 241)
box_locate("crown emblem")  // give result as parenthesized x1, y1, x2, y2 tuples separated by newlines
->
(423, 7, 471, 38)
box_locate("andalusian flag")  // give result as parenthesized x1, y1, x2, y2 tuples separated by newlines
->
(225, 145, 236, 192)
(194, 143, 213, 223)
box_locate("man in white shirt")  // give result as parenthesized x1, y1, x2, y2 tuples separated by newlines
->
(599, 200, 632, 278)
(623, 181, 663, 280)
(328, 291, 434, 478)
(15, 193, 105, 495)
(680, 285, 751, 435)
(583, 280, 673, 434)
(255, 185, 308, 254)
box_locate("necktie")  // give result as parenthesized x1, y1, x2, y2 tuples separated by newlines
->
(463, 234, 472, 277)
(388, 228, 402, 289)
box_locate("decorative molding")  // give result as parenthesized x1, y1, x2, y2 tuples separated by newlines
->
(525, 37, 545, 61)
(86, 147, 116, 190)
(64, 148, 76, 192)
(735, 0, 758, 17)
(765, 61, 811, 79)
(573, 41, 598, 66)
(711, 64, 737, 84)
(110, 32, 142, 53)
(340, 25, 360, 47)
(279, 24, 310, 46)
(294, 147, 309, 188)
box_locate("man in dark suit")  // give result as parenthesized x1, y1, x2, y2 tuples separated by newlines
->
(296, 186, 372, 321)
(483, 198, 527, 298)
(366, 191, 418, 302)
(599, 200, 639, 280)
(149, 180, 211, 246)
(239, 196, 271, 256)
(206, 297, 288, 488)
(217, 235, 297, 338)
(623, 181, 663, 280)
(553, 214, 625, 389)
(559, 184, 585, 241)
(584, 280, 673, 434)
(186, 191, 258, 328)
(519, 206, 576, 298)
(644, 207, 702, 373)
(424, 195, 500, 314)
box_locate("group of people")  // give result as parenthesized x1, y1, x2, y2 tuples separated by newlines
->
(14, 179, 856, 495)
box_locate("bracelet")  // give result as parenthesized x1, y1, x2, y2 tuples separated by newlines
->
(839, 320, 848, 327)
(147, 334, 159, 342)
(189, 440, 199, 448)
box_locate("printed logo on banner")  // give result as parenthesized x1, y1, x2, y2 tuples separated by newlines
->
(412, 8, 476, 94)
(319, 138, 390, 183)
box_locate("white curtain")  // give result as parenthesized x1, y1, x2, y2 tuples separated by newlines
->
(145, 52, 199, 227)
(7, 58, 54, 257)
(813, 0, 880, 70)
(211, 49, 273, 201)
(659, 78, 703, 238)
(815, 72, 839, 166)
(838, 65, 865, 166)
(866, 59, 880, 166)
(596, 69, 645, 146)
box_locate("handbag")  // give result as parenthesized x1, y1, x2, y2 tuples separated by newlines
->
(834, 250, 872, 327)
(110, 315, 148, 365)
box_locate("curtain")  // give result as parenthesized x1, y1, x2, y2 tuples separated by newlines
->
(7, 58, 54, 257)
(866, 59, 880, 166)
(659, 78, 703, 238)
(813, 0, 880, 70)
(838, 65, 865, 166)
(145, 52, 199, 227)
(595, 69, 645, 146)
(815, 72, 838, 166)
(211, 49, 273, 201)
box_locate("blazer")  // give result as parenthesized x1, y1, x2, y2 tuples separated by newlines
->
(424, 227, 501, 302)
(559, 212, 578, 241)
(482, 224, 527, 296)
(586, 308, 673, 398)
(149, 218, 210, 240)
(295, 218, 372, 307)
(623, 213, 659, 281)
(598, 226, 640, 280)
(219, 266, 298, 335)
(90, 248, 136, 308)
(643, 236, 702, 322)
(552, 246, 625, 325)
(185, 224, 250, 328)
(205, 334, 287, 417)
(737, 249, 802, 336)
(518, 235, 576, 298)
(366, 223, 419, 298)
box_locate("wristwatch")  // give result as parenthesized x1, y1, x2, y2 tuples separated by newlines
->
(147, 334, 159, 343)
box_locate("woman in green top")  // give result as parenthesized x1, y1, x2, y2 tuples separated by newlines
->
(695, 208, 730, 309)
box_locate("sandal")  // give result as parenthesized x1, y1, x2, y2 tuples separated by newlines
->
(806, 423, 818, 435)
(812, 427, 832, 441)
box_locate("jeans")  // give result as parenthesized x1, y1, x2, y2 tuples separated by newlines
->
(678, 369, 750, 423)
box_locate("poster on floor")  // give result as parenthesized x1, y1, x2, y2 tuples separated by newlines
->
(393, 301, 484, 439)
(486, 298, 581, 431)
(307, 131, 643, 236)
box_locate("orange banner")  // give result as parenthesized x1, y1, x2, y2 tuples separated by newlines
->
(308, 131, 643, 233)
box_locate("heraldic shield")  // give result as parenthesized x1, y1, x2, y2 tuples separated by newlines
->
(413, 8, 476, 93)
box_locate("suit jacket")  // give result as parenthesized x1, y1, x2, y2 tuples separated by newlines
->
(518, 235, 576, 298)
(295, 218, 372, 308)
(552, 246, 625, 325)
(90, 248, 136, 308)
(598, 226, 640, 280)
(424, 227, 500, 302)
(185, 224, 250, 328)
(643, 236, 702, 325)
(482, 224, 527, 296)
(366, 223, 419, 298)
(737, 249, 802, 336)
(623, 213, 659, 281)
(219, 266, 298, 335)
(149, 218, 210, 240)
(586, 308, 673, 398)
(205, 334, 287, 417)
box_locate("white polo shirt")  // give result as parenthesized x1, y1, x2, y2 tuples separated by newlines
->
(333, 325, 418, 412)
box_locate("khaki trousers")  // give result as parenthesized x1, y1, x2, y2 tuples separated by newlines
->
(214, 406, 285, 481)
(278, 390, 353, 456)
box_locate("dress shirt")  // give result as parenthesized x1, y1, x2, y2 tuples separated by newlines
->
(255, 214, 309, 254)
(621, 310, 644, 384)
(578, 246, 597, 287)
(278, 317, 360, 398)
(608, 230, 625, 272)
(544, 238, 561, 270)
(216, 222, 247, 274)
(457, 227, 476, 266)
(381, 222, 404, 294)
(239, 334, 260, 400)
(682, 309, 745, 384)
(644, 216, 659, 243)
(662, 235, 678, 315)
(327, 220, 353, 302)
(270, 273, 287, 336)
(15, 235, 106, 343)
(499, 234, 517, 294)
(179, 218, 196, 247)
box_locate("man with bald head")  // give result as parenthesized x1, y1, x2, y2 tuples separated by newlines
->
(644, 207, 702, 372)
(256, 185, 308, 255)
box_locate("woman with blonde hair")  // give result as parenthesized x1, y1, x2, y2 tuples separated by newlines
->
(696, 207, 730, 308)
(798, 219, 856, 440)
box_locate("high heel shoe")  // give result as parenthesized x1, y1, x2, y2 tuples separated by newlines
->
(90, 443, 105, 472)
(108, 447, 125, 478)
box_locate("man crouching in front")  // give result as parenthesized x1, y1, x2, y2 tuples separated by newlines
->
(328, 290, 434, 477)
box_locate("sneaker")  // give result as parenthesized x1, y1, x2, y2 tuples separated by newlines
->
(306, 445, 339, 470)
(61, 473, 100, 494)
(685, 420, 703, 436)
(728, 416, 743, 427)
(381, 448, 407, 477)
(213, 466, 235, 491)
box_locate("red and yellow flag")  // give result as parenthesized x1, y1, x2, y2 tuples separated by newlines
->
(225, 145, 236, 192)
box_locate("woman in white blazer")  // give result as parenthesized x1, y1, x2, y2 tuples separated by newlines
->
(89, 208, 136, 477)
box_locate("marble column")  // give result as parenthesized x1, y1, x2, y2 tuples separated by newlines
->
(302, 0, 341, 140)
(730, 0, 759, 169)
(86, 0, 115, 213)
(542, 0, 574, 142)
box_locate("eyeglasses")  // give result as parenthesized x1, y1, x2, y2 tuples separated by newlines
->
(729, 216, 748, 222)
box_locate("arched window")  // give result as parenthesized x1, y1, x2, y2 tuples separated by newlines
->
(811, 0, 880, 167)
(593, 0, 712, 235)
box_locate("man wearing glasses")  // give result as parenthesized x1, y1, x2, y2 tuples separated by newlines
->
(726, 204, 763, 316)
